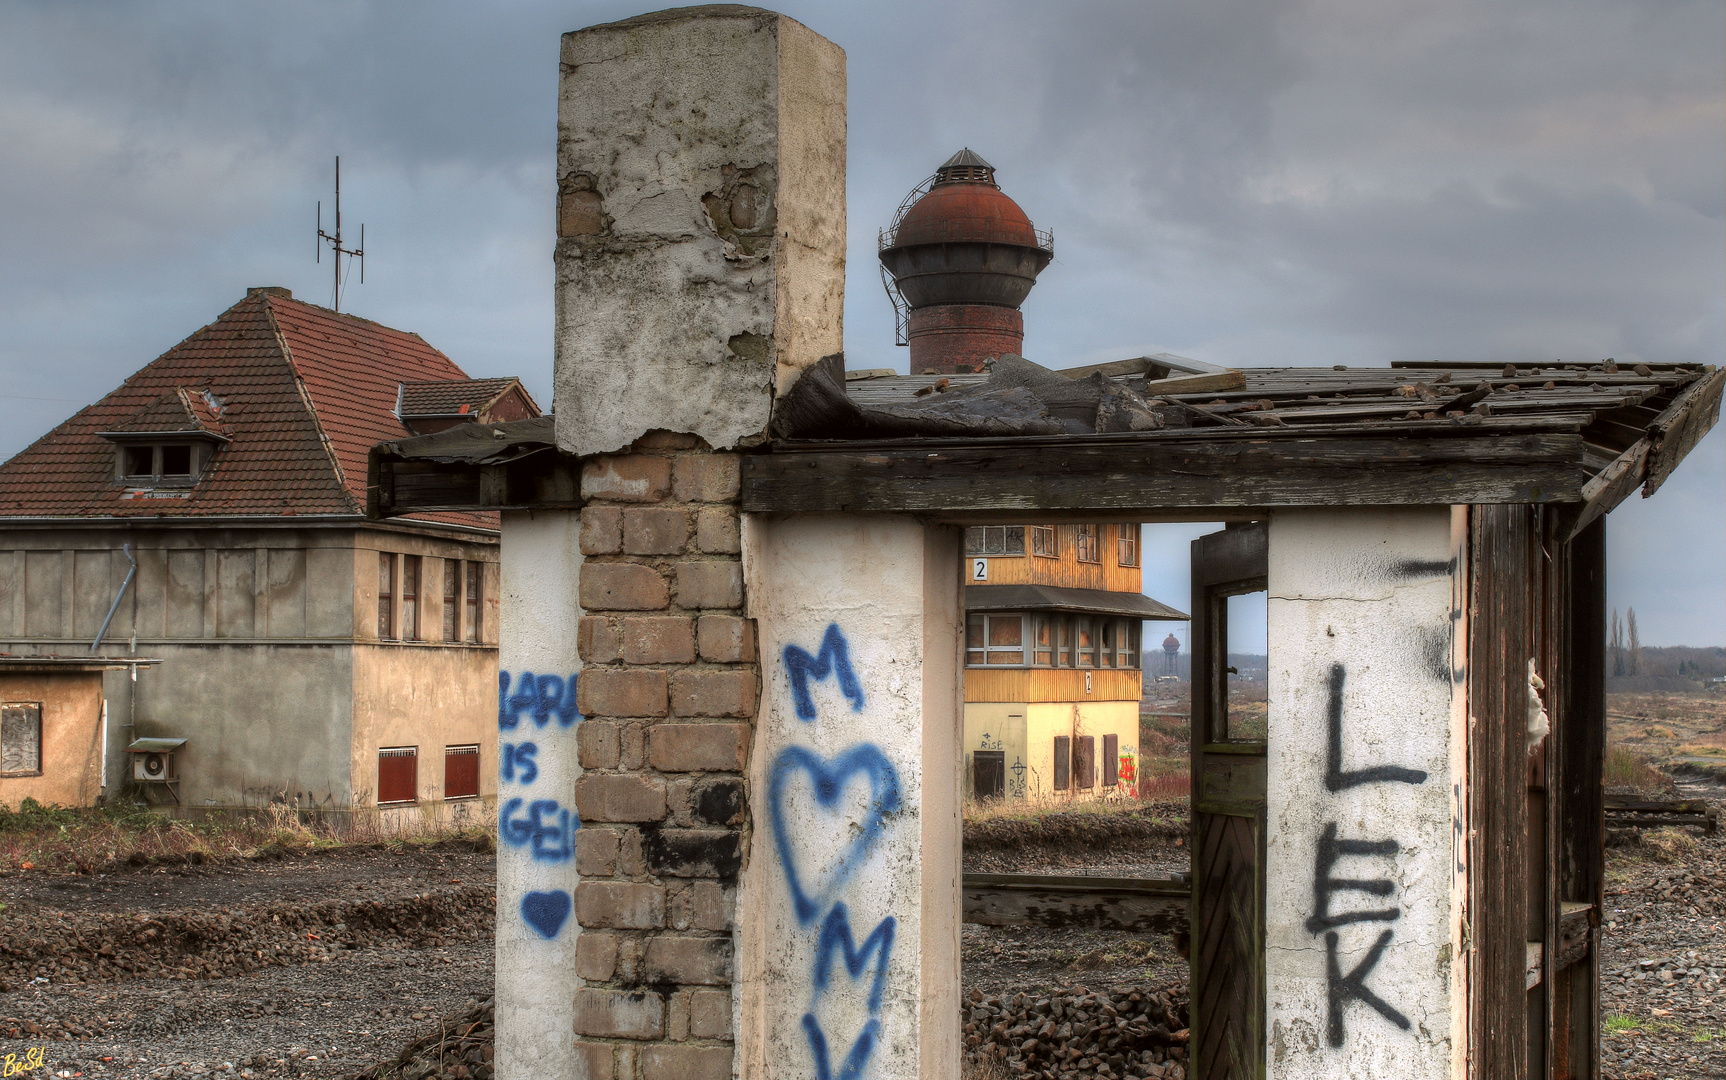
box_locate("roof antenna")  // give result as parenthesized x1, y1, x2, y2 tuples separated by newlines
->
(316, 156, 365, 312)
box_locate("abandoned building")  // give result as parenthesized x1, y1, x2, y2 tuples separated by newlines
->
(0, 287, 524, 816)
(959, 520, 1186, 803)
(366, 6, 1725, 1079)
(0, 655, 160, 808)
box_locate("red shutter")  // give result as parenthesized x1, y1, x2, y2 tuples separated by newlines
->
(1076, 736, 1095, 789)
(378, 748, 417, 804)
(444, 745, 480, 799)
(1103, 733, 1119, 787)
(1053, 736, 1070, 791)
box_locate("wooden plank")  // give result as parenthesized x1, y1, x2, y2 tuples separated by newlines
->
(1563, 439, 1650, 542)
(1642, 368, 1725, 496)
(741, 433, 1590, 514)
(962, 872, 1189, 934)
(1140, 370, 1248, 396)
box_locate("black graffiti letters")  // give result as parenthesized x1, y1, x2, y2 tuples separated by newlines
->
(1325, 930, 1411, 1047)
(1325, 664, 1429, 791)
(1305, 823, 1401, 934)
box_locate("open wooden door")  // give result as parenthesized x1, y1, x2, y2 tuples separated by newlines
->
(1189, 523, 1269, 1080)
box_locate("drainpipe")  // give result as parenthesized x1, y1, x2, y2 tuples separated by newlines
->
(90, 542, 137, 652)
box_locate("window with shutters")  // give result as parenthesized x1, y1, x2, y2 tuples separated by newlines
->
(378, 747, 417, 804)
(1053, 736, 1070, 791)
(378, 553, 395, 640)
(1103, 733, 1119, 787)
(443, 561, 460, 642)
(445, 745, 480, 800)
(465, 565, 482, 643)
(1074, 735, 1096, 789)
(401, 556, 420, 641)
(0, 704, 42, 777)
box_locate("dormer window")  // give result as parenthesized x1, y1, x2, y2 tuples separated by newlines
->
(121, 443, 199, 485)
(98, 387, 229, 492)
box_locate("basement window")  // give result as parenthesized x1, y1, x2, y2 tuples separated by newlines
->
(0, 703, 42, 777)
(445, 745, 480, 800)
(378, 747, 417, 805)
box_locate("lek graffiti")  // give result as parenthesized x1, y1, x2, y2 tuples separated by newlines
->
(498, 671, 581, 940)
(1311, 662, 1428, 1046)
(772, 624, 903, 1080)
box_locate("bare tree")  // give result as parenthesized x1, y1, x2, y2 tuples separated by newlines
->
(1610, 608, 1624, 677)
(1627, 607, 1643, 676)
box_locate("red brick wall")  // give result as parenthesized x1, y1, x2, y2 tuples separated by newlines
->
(571, 430, 755, 1080)
(907, 303, 1024, 374)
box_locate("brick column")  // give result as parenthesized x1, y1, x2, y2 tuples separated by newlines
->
(573, 433, 754, 1080)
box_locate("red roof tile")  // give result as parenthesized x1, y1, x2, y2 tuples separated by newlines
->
(0, 291, 497, 531)
(399, 378, 526, 417)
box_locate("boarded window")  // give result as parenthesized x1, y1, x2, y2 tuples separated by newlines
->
(445, 745, 480, 800)
(1117, 527, 1139, 567)
(1053, 736, 1070, 791)
(1103, 733, 1119, 787)
(443, 560, 460, 642)
(964, 526, 1026, 557)
(465, 564, 481, 643)
(1119, 620, 1140, 669)
(1075, 735, 1095, 789)
(378, 747, 417, 804)
(1098, 620, 1116, 668)
(0, 704, 42, 776)
(1076, 618, 1097, 668)
(973, 750, 1005, 800)
(378, 553, 395, 639)
(401, 556, 420, 641)
(1031, 525, 1058, 558)
(1033, 615, 1053, 666)
(1074, 524, 1100, 563)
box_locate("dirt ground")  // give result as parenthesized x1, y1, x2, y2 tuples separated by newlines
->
(0, 845, 495, 1079)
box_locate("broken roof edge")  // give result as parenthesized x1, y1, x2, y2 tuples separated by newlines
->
(966, 584, 1190, 622)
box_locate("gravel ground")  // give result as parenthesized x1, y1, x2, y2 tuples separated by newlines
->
(0, 845, 496, 1079)
(1598, 785, 1726, 1080)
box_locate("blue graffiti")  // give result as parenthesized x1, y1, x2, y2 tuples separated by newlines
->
(520, 890, 572, 939)
(800, 904, 894, 1080)
(500, 797, 578, 861)
(501, 742, 539, 785)
(784, 624, 865, 722)
(769, 744, 902, 925)
(498, 671, 581, 730)
(801, 1013, 881, 1080)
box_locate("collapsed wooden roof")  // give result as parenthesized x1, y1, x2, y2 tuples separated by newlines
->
(367, 355, 1721, 533)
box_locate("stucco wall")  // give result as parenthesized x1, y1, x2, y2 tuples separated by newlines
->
(553, 8, 846, 456)
(351, 641, 500, 817)
(1264, 507, 1468, 1078)
(0, 671, 105, 808)
(740, 515, 963, 1080)
(493, 509, 583, 1079)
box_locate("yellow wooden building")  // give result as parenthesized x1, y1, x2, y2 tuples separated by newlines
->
(963, 523, 1187, 802)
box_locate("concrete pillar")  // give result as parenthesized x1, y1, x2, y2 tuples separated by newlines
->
(554, 7, 846, 457)
(496, 510, 584, 1078)
(1264, 508, 1469, 1077)
(739, 515, 963, 1080)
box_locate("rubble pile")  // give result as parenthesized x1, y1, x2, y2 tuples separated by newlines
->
(963, 983, 1190, 1080)
(0, 885, 493, 993)
(347, 998, 494, 1080)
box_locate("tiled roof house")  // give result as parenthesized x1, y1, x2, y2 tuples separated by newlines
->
(0, 287, 531, 815)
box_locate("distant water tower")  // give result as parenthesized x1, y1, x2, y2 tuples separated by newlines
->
(1162, 632, 1181, 676)
(878, 149, 1054, 375)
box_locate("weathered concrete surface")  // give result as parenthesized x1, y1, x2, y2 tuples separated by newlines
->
(494, 510, 584, 1079)
(1264, 508, 1467, 1079)
(554, 7, 846, 456)
(739, 515, 962, 1079)
(0, 670, 105, 807)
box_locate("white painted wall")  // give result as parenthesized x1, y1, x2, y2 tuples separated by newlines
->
(495, 510, 584, 1078)
(1264, 507, 1468, 1078)
(738, 515, 963, 1080)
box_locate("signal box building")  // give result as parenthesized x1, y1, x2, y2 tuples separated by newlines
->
(0, 288, 527, 817)
(962, 522, 1185, 801)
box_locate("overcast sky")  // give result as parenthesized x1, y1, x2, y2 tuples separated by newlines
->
(2, 0, 1721, 644)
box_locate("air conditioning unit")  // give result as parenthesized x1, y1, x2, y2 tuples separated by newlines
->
(126, 737, 185, 783)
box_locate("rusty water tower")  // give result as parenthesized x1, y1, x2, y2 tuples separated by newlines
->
(878, 149, 1054, 375)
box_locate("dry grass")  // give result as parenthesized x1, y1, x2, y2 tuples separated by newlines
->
(1604, 746, 1674, 795)
(961, 1051, 1014, 1080)
(0, 799, 495, 875)
(1639, 826, 1699, 864)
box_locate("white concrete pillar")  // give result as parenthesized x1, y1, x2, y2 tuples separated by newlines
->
(496, 509, 584, 1077)
(1265, 507, 1469, 1077)
(738, 515, 963, 1080)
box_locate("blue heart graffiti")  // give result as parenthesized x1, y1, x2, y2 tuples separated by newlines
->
(519, 890, 571, 939)
(768, 744, 902, 926)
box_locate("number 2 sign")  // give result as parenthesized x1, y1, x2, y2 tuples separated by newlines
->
(972, 558, 988, 581)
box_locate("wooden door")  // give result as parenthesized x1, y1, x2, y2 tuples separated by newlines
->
(1189, 523, 1269, 1080)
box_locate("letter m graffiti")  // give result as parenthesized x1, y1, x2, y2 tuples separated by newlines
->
(784, 624, 865, 722)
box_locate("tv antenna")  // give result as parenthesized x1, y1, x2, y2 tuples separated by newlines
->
(316, 156, 364, 312)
